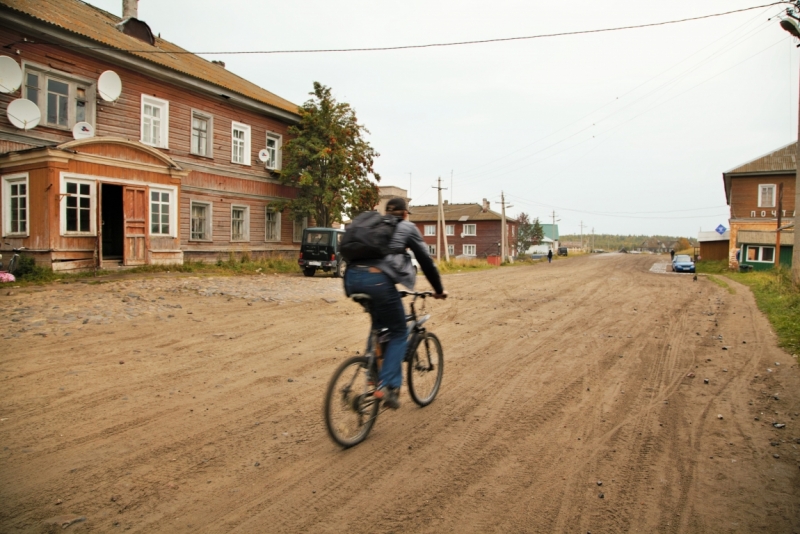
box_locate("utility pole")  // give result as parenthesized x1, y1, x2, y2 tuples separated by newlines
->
(777, 6, 800, 285)
(433, 177, 449, 262)
(495, 193, 513, 262)
(579, 221, 587, 250)
(551, 210, 560, 249)
(592, 227, 595, 251)
(407, 172, 412, 199)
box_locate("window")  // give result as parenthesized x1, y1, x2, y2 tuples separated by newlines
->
(2, 174, 28, 237)
(191, 111, 213, 157)
(746, 245, 775, 263)
(265, 206, 282, 242)
(60, 177, 95, 235)
(231, 122, 251, 165)
(448, 244, 455, 256)
(141, 96, 169, 148)
(190, 201, 212, 241)
(463, 224, 476, 236)
(424, 225, 436, 236)
(150, 189, 172, 236)
(231, 205, 249, 242)
(463, 244, 477, 256)
(427, 244, 436, 255)
(23, 64, 95, 129)
(265, 132, 282, 170)
(758, 184, 776, 208)
(293, 216, 307, 242)
(445, 225, 454, 236)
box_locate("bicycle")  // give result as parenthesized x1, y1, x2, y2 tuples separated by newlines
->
(323, 290, 445, 448)
(0, 245, 25, 279)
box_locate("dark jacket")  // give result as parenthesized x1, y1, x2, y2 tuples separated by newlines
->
(350, 218, 444, 294)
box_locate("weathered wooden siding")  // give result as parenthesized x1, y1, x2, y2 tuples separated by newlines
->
(729, 174, 796, 220)
(699, 240, 729, 261)
(414, 219, 519, 257)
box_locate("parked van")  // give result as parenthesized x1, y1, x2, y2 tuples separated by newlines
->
(298, 227, 346, 277)
(557, 247, 568, 256)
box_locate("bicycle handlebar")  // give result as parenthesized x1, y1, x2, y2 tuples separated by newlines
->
(399, 290, 447, 299)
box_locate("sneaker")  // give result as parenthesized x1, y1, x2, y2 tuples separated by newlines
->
(374, 386, 400, 410)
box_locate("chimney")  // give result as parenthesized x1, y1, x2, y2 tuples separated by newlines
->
(443, 200, 448, 206)
(122, 0, 138, 19)
(482, 198, 489, 212)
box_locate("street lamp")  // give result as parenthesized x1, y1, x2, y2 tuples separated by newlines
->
(778, 3, 800, 286)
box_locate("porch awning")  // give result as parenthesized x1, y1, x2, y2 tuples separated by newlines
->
(737, 230, 795, 246)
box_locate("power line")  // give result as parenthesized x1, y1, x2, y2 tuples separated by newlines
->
(49, 2, 789, 55)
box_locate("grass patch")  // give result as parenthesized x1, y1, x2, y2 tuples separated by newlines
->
(3, 255, 302, 287)
(436, 258, 496, 274)
(696, 260, 729, 274)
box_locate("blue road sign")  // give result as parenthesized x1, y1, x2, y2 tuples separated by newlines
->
(715, 224, 727, 235)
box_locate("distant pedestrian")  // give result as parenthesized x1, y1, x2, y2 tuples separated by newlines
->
(670, 249, 675, 261)
(547, 249, 553, 263)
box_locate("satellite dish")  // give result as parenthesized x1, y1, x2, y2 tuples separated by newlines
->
(0, 56, 22, 94)
(97, 70, 122, 102)
(72, 121, 95, 139)
(6, 98, 41, 130)
(258, 148, 270, 162)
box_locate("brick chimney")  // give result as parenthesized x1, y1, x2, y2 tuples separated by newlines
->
(482, 198, 490, 212)
(122, 0, 138, 19)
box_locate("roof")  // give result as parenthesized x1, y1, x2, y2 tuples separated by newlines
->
(540, 223, 559, 241)
(737, 229, 794, 246)
(724, 142, 797, 175)
(408, 203, 513, 223)
(0, 0, 299, 115)
(697, 230, 730, 242)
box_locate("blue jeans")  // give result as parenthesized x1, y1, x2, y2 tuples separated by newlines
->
(344, 267, 407, 389)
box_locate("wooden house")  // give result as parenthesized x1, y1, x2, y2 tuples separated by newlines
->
(0, 0, 302, 271)
(723, 142, 796, 270)
(408, 199, 518, 259)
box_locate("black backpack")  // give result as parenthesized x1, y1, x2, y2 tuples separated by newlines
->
(340, 211, 404, 262)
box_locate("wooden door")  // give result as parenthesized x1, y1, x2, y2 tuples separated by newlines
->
(123, 186, 148, 266)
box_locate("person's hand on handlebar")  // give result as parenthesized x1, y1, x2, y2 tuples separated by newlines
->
(433, 291, 448, 299)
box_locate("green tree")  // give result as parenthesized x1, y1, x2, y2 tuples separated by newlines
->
(516, 212, 534, 253)
(279, 82, 381, 227)
(531, 218, 544, 246)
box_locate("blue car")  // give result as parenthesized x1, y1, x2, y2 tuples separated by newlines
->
(672, 254, 695, 273)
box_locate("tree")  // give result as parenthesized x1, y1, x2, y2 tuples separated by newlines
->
(278, 82, 381, 227)
(531, 218, 545, 246)
(516, 213, 545, 255)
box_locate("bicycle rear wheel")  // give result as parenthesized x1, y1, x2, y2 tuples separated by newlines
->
(324, 356, 380, 447)
(406, 332, 444, 407)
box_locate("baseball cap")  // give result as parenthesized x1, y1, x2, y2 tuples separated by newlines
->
(386, 197, 412, 213)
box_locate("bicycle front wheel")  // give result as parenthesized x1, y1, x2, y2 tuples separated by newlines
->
(406, 332, 444, 407)
(324, 356, 380, 447)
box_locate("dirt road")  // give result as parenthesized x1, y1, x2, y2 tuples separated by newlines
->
(1, 253, 799, 533)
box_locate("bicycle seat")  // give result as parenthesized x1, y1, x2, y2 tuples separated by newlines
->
(351, 293, 372, 312)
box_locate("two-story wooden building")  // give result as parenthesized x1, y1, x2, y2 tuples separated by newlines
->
(723, 142, 796, 270)
(409, 200, 518, 259)
(0, 0, 303, 271)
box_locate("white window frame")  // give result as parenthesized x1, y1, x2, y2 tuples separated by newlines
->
(265, 206, 282, 242)
(463, 244, 477, 256)
(463, 224, 477, 236)
(2, 173, 29, 237)
(149, 188, 176, 237)
(22, 62, 97, 130)
(447, 244, 455, 256)
(424, 225, 436, 236)
(190, 110, 213, 157)
(231, 205, 250, 242)
(445, 224, 454, 236)
(141, 95, 169, 148)
(293, 216, 307, 243)
(427, 244, 436, 255)
(745, 245, 775, 263)
(190, 200, 213, 242)
(265, 132, 282, 170)
(60, 175, 96, 236)
(758, 184, 776, 208)
(231, 122, 251, 165)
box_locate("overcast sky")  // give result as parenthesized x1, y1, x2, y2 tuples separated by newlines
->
(84, 0, 798, 237)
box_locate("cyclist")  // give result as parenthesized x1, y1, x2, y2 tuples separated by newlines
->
(344, 197, 447, 409)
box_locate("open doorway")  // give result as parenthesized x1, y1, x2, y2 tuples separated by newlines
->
(101, 184, 124, 260)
